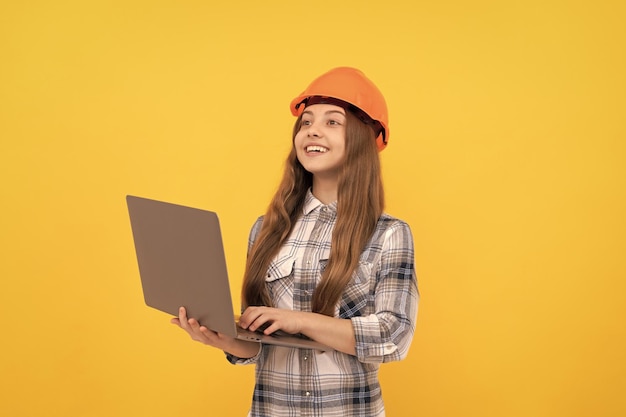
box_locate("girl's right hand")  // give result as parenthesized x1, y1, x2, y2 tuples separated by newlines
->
(170, 306, 233, 348)
(170, 307, 261, 358)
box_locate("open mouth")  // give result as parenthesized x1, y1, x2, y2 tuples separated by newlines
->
(306, 145, 329, 153)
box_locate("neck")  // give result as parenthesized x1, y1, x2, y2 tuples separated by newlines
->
(311, 176, 338, 205)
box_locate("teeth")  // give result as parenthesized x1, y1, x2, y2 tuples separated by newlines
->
(306, 145, 328, 153)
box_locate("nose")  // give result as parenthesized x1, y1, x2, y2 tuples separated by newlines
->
(306, 121, 321, 137)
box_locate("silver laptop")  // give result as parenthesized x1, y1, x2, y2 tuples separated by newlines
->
(126, 195, 329, 351)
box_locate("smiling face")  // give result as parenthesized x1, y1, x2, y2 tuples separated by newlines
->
(294, 103, 347, 183)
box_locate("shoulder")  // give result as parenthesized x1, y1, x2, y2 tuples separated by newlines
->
(357, 213, 414, 262)
(373, 213, 415, 250)
(252, 214, 264, 229)
(375, 213, 413, 235)
(247, 215, 265, 245)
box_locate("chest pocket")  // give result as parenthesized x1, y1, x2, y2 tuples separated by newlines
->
(319, 259, 374, 319)
(266, 255, 296, 309)
(339, 261, 374, 318)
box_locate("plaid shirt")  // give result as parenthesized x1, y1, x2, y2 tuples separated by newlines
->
(229, 190, 419, 417)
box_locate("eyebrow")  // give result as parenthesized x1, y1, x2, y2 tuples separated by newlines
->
(302, 109, 346, 117)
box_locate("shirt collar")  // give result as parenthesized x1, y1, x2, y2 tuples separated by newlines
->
(303, 188, 337, 215)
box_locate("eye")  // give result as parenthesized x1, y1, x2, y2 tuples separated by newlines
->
(328, 119, 342, 126)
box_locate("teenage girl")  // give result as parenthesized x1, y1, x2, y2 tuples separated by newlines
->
(172, 67, 419, 417)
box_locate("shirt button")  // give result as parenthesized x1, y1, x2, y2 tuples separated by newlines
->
(305, 391, 311, 397)
(303, 355, 308, 361)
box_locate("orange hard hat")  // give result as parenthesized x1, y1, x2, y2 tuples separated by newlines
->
(290, 67, 389, 151)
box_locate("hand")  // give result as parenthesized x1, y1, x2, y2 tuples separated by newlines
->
(238, 306, 305, 335)
(170, 306, 235, 349)
(240, 306, 357, 355)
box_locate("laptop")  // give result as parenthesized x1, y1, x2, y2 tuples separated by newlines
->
(126, 195, 329, 351)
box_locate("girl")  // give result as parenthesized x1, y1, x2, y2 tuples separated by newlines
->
(172, 67, 419, 416)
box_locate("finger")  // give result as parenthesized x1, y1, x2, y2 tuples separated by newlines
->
(262, 322, 281, 335)
(198, 325, 227, 346)
(199, 326, 218, 342)
(183, 319, 207, 343)
(238, 307, 257, 329)
(240, 306, 270, 330)
(249, 313, 274, 333)
(178, 306, 188, 319)
(178, 307, 191, 330)
(187, 317, 202, 332)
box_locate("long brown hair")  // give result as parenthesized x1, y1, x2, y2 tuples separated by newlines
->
(242, 110, 384, 316)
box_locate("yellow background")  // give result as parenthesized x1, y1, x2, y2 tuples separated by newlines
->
(1, 0, 625, 416)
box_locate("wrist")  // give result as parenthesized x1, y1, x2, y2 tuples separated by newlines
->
(224, 338, 261, 359)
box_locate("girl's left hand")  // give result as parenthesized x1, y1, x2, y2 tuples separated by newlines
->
(240, 306, 357, 356)
(238, 306, 305, 335)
